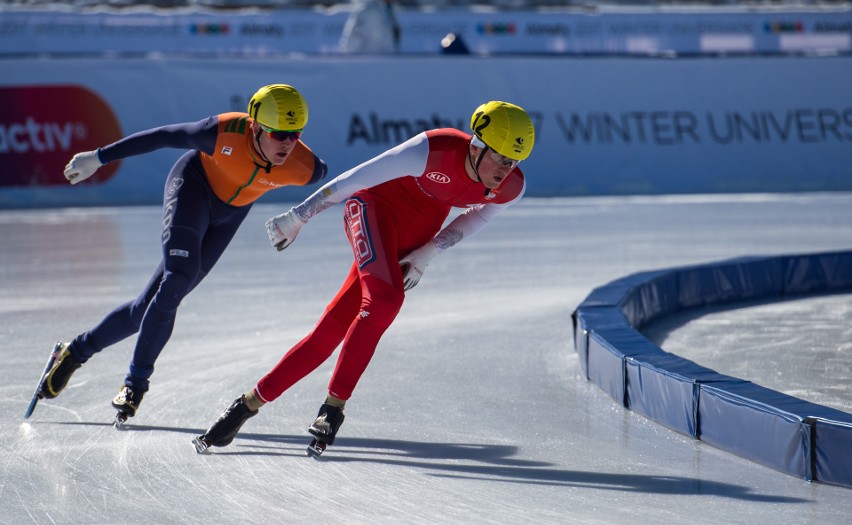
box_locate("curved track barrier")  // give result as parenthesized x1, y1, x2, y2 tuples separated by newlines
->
(571, 250, 852, 488)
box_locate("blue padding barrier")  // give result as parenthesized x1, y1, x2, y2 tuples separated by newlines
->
(812, 419, 852, 487)
(587, 331, 630, 406)
(571, 250, 852, 487)
(699, 382, 818, 479)
(572, 307, 631, 378)
(623, 272, 681, 327)
(626, 353, 745, 438)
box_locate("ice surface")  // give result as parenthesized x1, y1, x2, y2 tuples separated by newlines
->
(644, 294, 852, 413)
(2, 193, 851, 524)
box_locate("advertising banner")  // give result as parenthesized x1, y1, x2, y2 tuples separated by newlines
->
(0, 85, 122, 187)
(0, 54, 851, 208)
(0, 7, 850, 56)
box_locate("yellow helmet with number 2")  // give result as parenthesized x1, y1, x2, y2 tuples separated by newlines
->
(247, 84, 308, 131)
(470, 101, 535, 161)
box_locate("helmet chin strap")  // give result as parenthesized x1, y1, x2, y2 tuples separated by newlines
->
(467, 142, 489, 183)
(254, 129, 270, 162)
(253, 128, 273, 172)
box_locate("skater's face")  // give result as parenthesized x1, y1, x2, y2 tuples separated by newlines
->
(467, 143, 519, 189)
(253, 123, 302, 165)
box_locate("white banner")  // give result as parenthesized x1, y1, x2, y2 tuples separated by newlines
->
(1, 55, 851, 207)
(0, 7, 850, 56)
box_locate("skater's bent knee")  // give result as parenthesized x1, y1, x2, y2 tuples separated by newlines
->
(359, 275, 404, 321)
(153, 270, 194, 312)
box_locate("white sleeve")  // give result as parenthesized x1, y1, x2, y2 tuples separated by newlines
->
(432, 177, 526, 251)
(293, 132, 429, 221)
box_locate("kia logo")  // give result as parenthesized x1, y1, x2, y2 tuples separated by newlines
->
(426, 172, 450, 184)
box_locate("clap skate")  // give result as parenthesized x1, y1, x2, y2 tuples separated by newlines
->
(193, 395, 258, 454)
(24, 341, 80, 419)
(306, 403, 345, 458)
(111, 385, 145, 429)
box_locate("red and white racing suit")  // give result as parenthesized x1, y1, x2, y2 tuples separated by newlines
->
(256, 128, 526, 402)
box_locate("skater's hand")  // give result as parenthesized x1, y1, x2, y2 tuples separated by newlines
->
(399, 240, 439, 291)
(64, 150, 103, 185)
(266, 208, 306, 251)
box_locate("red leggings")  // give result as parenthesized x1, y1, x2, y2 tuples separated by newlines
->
(255, 196, 441, 402)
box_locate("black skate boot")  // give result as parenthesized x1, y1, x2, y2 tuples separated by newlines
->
(41, 342, 81, 399)
(111, 385, 145, 429)
(192, 395, 258, 454)
(306, 403, 345, 458)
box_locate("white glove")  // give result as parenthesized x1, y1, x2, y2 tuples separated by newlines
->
(266, 208, 306, 251)
(64, 150, 103, 185)
(399, 240, 439, 291)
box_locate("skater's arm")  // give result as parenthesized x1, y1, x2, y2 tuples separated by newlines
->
(63, 117, 220, 185)
(400, 178, 526, 290)
(265, 133, 429, 250)
(98, 117, 220, 163)
(435, 190, 523, 249)
(293, 132, 430, 221)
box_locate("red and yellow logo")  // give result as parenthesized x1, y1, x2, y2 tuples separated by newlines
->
(0, 85, 122, 187)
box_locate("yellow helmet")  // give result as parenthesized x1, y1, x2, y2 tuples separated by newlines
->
(470, 101, 535, 161)
(247, 84, 308, 130)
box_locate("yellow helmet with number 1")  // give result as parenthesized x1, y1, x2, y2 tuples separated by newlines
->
(247, 84, 308, 131)
(470, 101, 535, 161)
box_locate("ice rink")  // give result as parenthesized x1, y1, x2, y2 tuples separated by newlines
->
(1, 193, 851, 524)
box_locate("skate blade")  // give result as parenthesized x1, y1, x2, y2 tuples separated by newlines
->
(24, 342, 63, 420)
(306, 439, 327, 458)
(113, 412, 129, 430)
(24, 392, 43, 420)
(192, 436, 211, 455)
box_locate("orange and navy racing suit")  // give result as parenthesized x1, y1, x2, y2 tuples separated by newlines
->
(68, 112, 326, 392)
